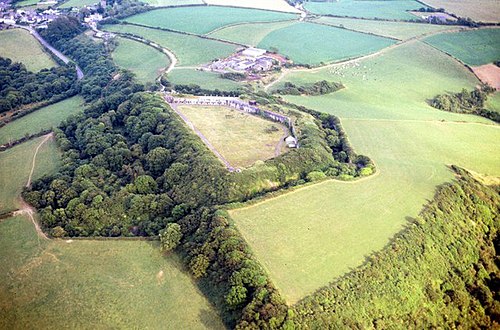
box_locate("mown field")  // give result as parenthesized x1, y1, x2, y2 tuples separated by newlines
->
(122, 6, 297, 35)
(59, 0, 98, 8)
(0, 96, 84, 146)
(304, 0, 427, 20)
(314, 16, 456, 40)
(168, 68, 243, 91)
(141, 0, 203, 6)
(177, 105, 286, 168)
(0, 28, 57, 72)
(112, 37, 170, 84)
(103, 24, 237, 66)
(257, 22, 395, 65)
(422, 0, 500, 23)
(230, 41, 500, 303)
(425, 28, 500, 66)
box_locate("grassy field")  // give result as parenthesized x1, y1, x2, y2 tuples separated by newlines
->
(112, 37, 170, 84)
(304, 0, 427, 20)
(177, 105, 286, 168)
(257, 22, 396, 65)
(205, 0, 299, 13)
(103, 24, 237, 66)
(168, 68, 244, 91)
(425, 28, 500, 66)
(141, 0, 203, 6)
(422, 0, 500, 23)
(15, 0, 40, 6)
(122, 6, 297, 35)
(314, 16, 456, 40)
(0, 97, 84, 146)
(230, 41, 500, 303)
(59, 0, 98, 8)
(0, 28, 57, 72)
(486, 92, 500, 113)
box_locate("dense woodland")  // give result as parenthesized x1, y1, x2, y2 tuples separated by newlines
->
(289, 167, 499, 328)
(431, 85, 499, 123)
(275, 80, 344, 96)
(0, 57, 77, 113)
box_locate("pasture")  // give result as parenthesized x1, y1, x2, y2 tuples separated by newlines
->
(230, 41, 500, 303)
(0, 96, 84, 146)
(314, 16, 456, 40)
(59, 0, 98, 8)
(205, 0, 299, 13)
(257, 22, 396, 65)
(177, 105, 286, 168)
(0, 28, 57, 72)
(14, 0, 39, 6)
(112, 37, 170, 84)
(303, 0, 427, 20)
(168, 68, 243, 91)
(122, 6, 297, 35)
(141, 0, 203, 6)
(486, 92, 500, 113)
(422, 0, 500, 23)
(425, 28, 500, 66)
(103, 24, 237, 66)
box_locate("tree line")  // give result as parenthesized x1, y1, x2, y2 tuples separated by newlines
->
(275, 80, 344, 96)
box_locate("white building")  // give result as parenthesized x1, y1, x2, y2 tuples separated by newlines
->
(242, 47, 266, 58)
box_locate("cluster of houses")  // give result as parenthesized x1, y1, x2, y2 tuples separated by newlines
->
(165, 95, 298, 148)
(201, 47, 288, 78)
(0, 4, 61, 27)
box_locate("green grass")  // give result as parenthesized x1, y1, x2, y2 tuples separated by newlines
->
(168, 68, 244, 91)
(257, 22, 396, 65)
(0, 28, 57, 72)
(425, 28, 500, 66)
(486, 92, 500, 113)
(208, 20, 297, 46)
(112, 37, 170, 84)
(59, 0, 98, 8)
(122, 6, 297, 35)
(177, 105, 285, 168)
(0, 96, 84, 146)
(103, 24, 238, 66)
(230, 41, 500, 303)
(422, 0, 500, 23)
(304, 0, 427, 20)
(15, 0, 40, 6)
(314, 16, 455, 40)
(140, 0, 203, 6)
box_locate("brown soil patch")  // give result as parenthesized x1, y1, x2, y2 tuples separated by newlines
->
(471, 64, 500, 90)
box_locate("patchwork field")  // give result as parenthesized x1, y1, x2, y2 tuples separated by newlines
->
(176, 105, 286, 168)
(59, 0, 98, 8)
(168, 68, 244, 91)
(0, 96, 84, 146)
(257, 22, 396, 65)
(314, 16, 457, 40)
(103, 24, 238, 66)
(112, 37, 170, 84)
(205, 0, 299, 13)
(141, 0, 203, 6)
(421, 0, 500, 23)
(230, 41, 500, 303)
(472, 63, 500, 90)
(303, 0, 428, 20)
(0, 28, 57, 72)
(122, 6, 297, 35)
(425, 28, 500, 66)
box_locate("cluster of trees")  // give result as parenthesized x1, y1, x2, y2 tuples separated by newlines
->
(172, 83, 243, 97)
(0, 57, 77, 113)
(106, 0, 151, 19)
(289, 167, 500, 328)
(431, 85, 499, 123)
(275, 80, 344, 96)
(220, 72, 246, 81)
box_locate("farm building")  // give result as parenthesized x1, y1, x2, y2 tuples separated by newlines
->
(242, 47, 267, 58)
(285, 136, 298, 148)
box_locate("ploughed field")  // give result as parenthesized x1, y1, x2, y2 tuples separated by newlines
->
(176, 105, 286, 168)
(230, 41, 500, 303)
(421, 0, 500, 23)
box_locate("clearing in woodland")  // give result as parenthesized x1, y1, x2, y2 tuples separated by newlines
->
(0, 96, 84, 146)
(230, 41, 500, 303)
(176, 105, 287, 168)
(112, 36, 170, 84)
(122, 6, 297, 35)
(0, 28, 57, 72)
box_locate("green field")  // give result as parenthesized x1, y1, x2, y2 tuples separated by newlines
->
(141, 0, 203, 6)
(15, 0, 40, 6)
(103, 24, 238, 66)
(314, 16, 455, 40)
(112, 37, 170, 84)
(177, 105, 286, 168)
(0, 28, 57, 72)
(230, 41, 500, 303)
(304, 0, 427, 20)
(0, 97, 84, 146)
(123, 6, 297, 35)
(168, 68, 244, 91)
(59, 0, 98, 8)
(486, 92, 500, 113)
(422, 0, 500, 23)
(425, 28, 500, 66)
(257, 22, 396, 65)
